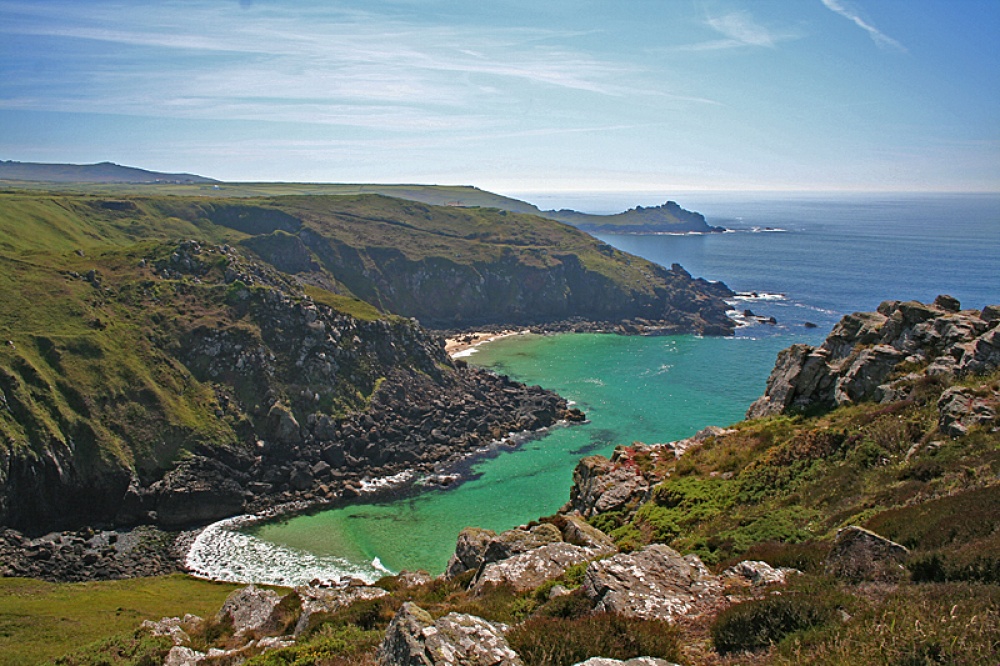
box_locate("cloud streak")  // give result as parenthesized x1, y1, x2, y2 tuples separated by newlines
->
(820, 0, 906, 52)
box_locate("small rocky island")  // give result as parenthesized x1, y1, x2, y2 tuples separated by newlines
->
(20, 296, 994, 665)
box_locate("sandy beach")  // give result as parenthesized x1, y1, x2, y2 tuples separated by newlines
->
(444, 330, 525, 357)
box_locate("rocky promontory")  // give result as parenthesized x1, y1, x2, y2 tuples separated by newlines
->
(747, 296, 1000, 418)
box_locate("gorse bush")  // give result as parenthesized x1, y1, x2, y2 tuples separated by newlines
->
(507, 612, 681, 666)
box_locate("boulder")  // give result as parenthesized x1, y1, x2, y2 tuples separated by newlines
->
(294, 584, 388, 636)
(474, 542, 601, 593)
(825, 526, 909, 582)
(937, 386, 998, 437)
(445, 527, 497, 579)
(378, 602, 522, 666)
(569, 456, 651, 518)
(582, 545, 722, 622)
(217, 585, 286, 637)
(572, 659, 680, 666)
(560, 515, 617, 552)
(721, 560, 797, 586)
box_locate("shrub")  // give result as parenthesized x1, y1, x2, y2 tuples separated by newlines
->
(711, 593, 837, 654)
(507, 612, 681, 666)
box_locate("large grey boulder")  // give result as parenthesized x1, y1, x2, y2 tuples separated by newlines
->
(573, 657, 677, 666)
(378, 602, 522, 666)
(583, 545, 722, 622)
(216, 585, 287, 637)
(445, 527, 496, 578)
(473, 542, 602, 593)
(825, 526, 909, 582)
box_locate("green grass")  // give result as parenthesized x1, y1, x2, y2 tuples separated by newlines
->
(0, 575, 242, 666)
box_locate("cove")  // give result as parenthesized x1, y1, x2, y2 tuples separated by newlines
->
(224, 328, 816, 585)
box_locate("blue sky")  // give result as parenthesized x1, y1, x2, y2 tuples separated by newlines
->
(1, 0, 998, 193)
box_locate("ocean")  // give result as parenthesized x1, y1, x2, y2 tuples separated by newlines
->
(185, 193, 1000, 586)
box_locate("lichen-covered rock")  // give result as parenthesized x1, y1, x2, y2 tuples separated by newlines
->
(825, 526, 909, 582)
(378, 602, 522, 666)
(164, 646, 205, 666)
(721, 560, 797, 586)
(474, 542, 601, 593)
(293, 584, 388, 636)
(937, 386, 999, 437)
(445, 527, 497, 578)
(582, 545, 722, 622)
(560, 514, 617, 551)
(445, 524, 566, 579)
(573, 657, 677, 666)
(216, 585, 286, 637)
(141, 614, 202, 646)
(747, 298, 1000, 417)
(569, 455, 651, 518)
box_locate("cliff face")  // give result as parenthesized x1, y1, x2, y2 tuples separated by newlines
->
(747, 296, 1000, 418)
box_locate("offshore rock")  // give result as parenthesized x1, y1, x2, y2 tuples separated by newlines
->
(825, 526, 909, 582)
(378, 602, 522, 666)
(748, 297, 1000, 418)
(582, 544, 722, 623)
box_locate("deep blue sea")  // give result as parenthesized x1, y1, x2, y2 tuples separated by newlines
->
(186, 193, 1000, 585)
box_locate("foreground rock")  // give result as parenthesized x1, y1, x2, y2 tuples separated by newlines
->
(825, 525, 909, 582)
(747, 297, 1000, 418)
(379, 602, 522, 666)
(567, 428, 731, 519)
(583, 545, 723, 622)
(572, 659, 681, 666)
(446, 517, 616, 590)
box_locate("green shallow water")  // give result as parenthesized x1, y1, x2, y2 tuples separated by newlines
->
(244, 330, 810, 578)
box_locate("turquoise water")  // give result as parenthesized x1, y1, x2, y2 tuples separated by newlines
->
(242, 330, 812, 578)
(197, 193, 998, 584)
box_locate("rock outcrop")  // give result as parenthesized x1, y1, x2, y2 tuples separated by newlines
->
(825, 525, 909, 582)
(582, 545, 723, 623)
(378, 602, 522, 666)
(747, 297, 1000, 418)
(567, 428, 729, 519)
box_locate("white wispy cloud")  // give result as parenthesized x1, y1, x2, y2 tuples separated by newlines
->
(820, 0, 906, 52)
(671, 10, 801, 52)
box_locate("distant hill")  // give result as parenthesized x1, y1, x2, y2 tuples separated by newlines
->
(0, 161, 721, 233)
(0, 160, 218, 184)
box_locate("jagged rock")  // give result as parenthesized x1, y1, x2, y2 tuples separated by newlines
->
(378, 602, 522, 666)
(445, 523, 567, 580)
(294, 584, 388, 636)
(560, 514, 617, 551)
(141, 615, 201, 646)
(569, 455, 651, 518)
(747, 298, 1000, 417)
(937, 386, 998, 437)
(480, 523, 564, 565)
(474, 542, 602, 593)
(573, 657, 678, 666)
(825, 526, 909, 582)
(217, 585, 286, 637)
(153, 457, 246, 528)
(164, 646, 205, 666)
(445, 527, 497, 579)
(582, 545, 722, 622)
(721, 560, 797, 586)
